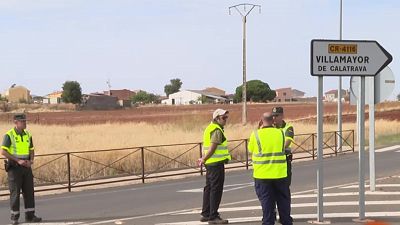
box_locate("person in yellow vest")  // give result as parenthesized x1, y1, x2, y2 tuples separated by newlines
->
(248, 112, 293, 225)
(1, 114, 42, 225)
(272, 107, 294, 185)
(198, 109, 231, 224)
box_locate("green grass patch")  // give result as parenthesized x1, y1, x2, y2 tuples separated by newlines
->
(375, 134, 400, 148)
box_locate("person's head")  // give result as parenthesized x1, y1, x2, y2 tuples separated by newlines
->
(261, 112, 274, 127)
(213, 109, 229, 126)
(13, 113, 27, 131)
(272, 107, 284, 125)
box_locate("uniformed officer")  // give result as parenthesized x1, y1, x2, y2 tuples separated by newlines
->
(272, 107, 294, 185)
(1, 113, 42, 225)
(198, 109, 231, 224)
(248, 112, 292, 225)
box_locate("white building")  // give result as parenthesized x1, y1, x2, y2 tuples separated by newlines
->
(324, 89, 348, 102)
(161, 90, 228, 105)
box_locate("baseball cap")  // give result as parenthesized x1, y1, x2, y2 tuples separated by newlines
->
(213, 109, 228, 120)
(272, 107, 284, 115)
(13, 113, 27, 121)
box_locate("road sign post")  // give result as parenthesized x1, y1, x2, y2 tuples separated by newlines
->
(310, 39, 392, 222)
(317, 76, 324, 222)
(358, 77, 366, 220)
(350, 67, 396, 192)
(369, 77, 375, 192)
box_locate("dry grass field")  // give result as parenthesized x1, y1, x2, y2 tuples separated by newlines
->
(0, 102, 399, 187)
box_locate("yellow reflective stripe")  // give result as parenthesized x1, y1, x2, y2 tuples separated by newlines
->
(13, 154, 30, 159)
(252, 159, 287, 164)
(11, 210, 20, 215)
(254, 130, 263, 154)
(209, 153, 230, 158)
(9, 132, 17, 155)
(1, 145, 10, 151)
(203, 146, 228, 150)
(285, 136, 294, 141)
(254, 152, 285, 157)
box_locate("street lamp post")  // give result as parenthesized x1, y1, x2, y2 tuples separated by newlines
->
(229, 3, 261, 125)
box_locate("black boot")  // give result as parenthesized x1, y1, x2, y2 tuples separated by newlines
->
(11, 213, 19, 225)
(25, 211, 42, 223)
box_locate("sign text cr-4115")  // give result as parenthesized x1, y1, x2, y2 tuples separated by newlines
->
(311, 39, 392, 76)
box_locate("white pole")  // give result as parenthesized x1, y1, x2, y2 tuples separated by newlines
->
(317, 76, 324, 222)
(369, 77, 376, 191)
(358, 77, 366, 220)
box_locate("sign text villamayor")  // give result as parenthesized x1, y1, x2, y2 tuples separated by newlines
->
(311, 39, 392, 76)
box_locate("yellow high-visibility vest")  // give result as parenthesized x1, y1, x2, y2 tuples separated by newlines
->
(2, 128, 32, 159)
(248, 127, 287, 179)
(203, 123, 231, 165)
(282, 122, 294, 149)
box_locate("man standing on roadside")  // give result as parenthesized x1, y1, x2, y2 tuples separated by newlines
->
(272, 107, 294, 185)
(248, 112, 292, 225)
(198, 109, 231, 224)
(1, 114, 42, 225)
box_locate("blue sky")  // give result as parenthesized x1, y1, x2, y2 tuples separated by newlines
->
(0, 0, 399, 99)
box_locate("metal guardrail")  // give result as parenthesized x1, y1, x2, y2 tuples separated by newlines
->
(0, 130, 354, 196)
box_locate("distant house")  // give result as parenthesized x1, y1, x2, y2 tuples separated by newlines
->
(324, 89, 348, 102)
(32, 95, 45, 104)
(45, 91, 63, 104)
(275, 87, 305, 102)
(104, 89, 136, 107)
(161, 89, 229, 105)
(82, 93, 119, 110)
(5, 85, 31, 103)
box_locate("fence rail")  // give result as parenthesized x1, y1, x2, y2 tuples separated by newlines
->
(0, 130, 354, 196)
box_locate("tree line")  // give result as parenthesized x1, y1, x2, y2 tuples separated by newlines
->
(60, 78, 277, 105)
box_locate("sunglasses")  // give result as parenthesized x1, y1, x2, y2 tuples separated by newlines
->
(220, 116, 229, 120)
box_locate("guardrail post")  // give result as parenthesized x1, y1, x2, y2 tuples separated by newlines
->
(67, 153, 71, 192)
(334, 131, 338, 156)
(352, 130, 355, 152)
(245, 139, 249, 170)
(141, 147, 145, 183)
(199, 143, 204, 176)
(312, 133, 315, 160)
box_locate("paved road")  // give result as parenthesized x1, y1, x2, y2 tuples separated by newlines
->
(0, 145, 399, 225)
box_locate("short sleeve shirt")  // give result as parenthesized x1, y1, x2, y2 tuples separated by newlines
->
(279, 121, 294, 139)
(210, 129, 224, 144)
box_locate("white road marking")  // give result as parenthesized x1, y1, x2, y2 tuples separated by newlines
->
(173, 200, 400, 215)
(23, 223, 83, 225)
(340, 184, 400, 189)
(292, 191, 400, 198)
(155, 212, 400, 225)
(177, 182, 253, 193)
(84, 170, 400, 225)
(375, 145, 400, 152)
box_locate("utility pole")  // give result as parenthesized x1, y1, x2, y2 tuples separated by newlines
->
(229, 3, 261, 125)
(337, 0, 343, 152)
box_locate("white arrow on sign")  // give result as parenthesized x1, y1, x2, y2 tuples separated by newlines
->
(311, 39, 392, 76)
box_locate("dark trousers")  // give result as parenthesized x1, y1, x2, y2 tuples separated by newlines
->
(286, 154, 293, 186)
(8, 165, 35, 220)
(201, 163, 225, 220)
(255, 178, 292, 225)
(273, 157, 292, 220)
